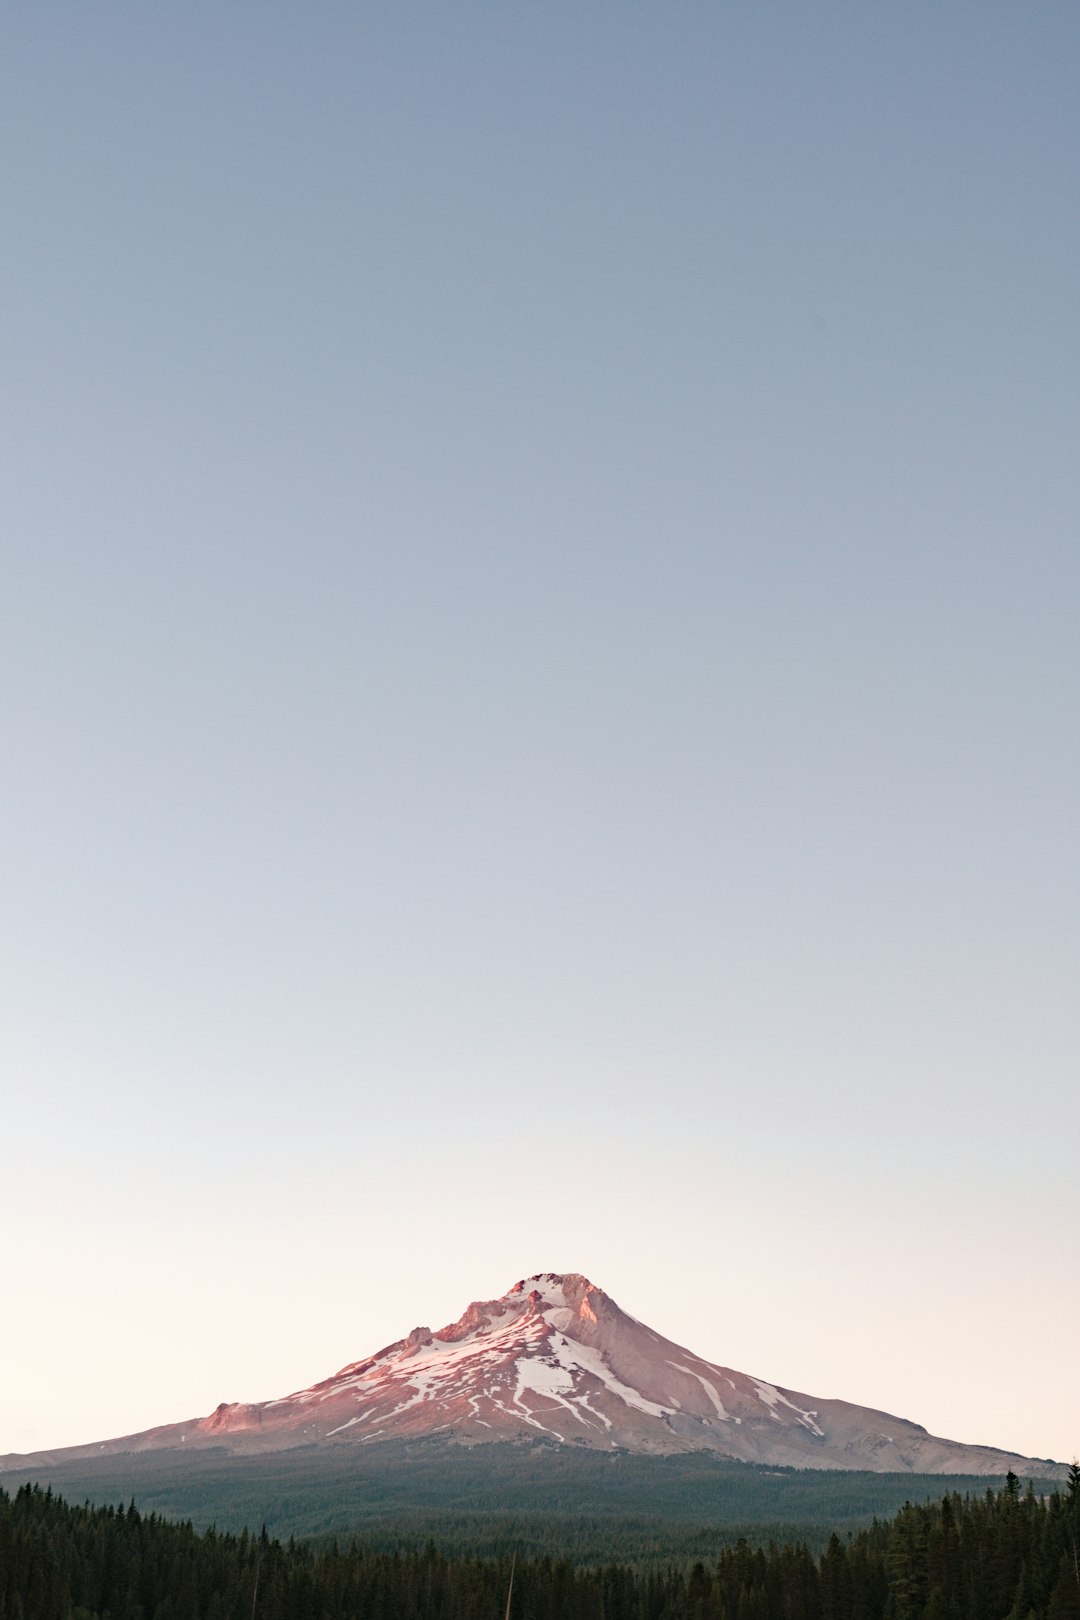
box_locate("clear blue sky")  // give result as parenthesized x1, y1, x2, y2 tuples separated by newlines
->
(2, 2, 1077, 1463)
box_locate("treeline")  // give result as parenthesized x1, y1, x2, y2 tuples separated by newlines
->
(302, 1511, 841, 1567)
(1, 1469, 1078, 1620)
(7, 1439, 1048, 1558)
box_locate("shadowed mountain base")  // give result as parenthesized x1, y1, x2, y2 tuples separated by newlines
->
(0, 1437, 1062, 1563)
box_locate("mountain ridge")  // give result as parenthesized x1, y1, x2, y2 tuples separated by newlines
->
(1, 1271, 1064, 1477)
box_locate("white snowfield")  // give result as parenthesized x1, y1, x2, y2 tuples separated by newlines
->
(749, 1378, 825, 1437)
(0, 1272, 1065, 1478)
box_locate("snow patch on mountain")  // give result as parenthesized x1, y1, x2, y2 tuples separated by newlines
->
(670, 1363, 731, 1420)
(751, 1379, 825, 1437)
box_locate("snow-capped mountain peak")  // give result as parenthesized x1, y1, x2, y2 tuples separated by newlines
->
(2, 1272, 1063, 1477)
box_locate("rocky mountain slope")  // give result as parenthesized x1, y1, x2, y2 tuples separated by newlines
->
(1, 1273, 1062, 1475)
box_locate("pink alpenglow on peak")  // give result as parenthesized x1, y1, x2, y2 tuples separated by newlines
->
(0, 1272, 1065, 1477)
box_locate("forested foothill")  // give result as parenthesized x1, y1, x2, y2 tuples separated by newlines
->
(2, 1442, 1063, 1563)
(2, 1466, 1079, 1620)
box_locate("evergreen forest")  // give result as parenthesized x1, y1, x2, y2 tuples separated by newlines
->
(2, 1467, 1079, 1620)
(5, 1443, 1061, 1564)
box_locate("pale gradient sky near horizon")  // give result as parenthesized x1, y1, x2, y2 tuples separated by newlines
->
(2, 3, 1077, 1466)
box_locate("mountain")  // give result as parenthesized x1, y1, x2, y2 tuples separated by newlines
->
(0, 1273, 1063, 1476)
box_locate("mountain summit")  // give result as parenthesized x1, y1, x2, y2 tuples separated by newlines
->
(2, 1272, 1062, 1475)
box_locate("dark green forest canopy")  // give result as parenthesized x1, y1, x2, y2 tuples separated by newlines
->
(2, 1466, 1079, 1620)
(1, 1441, 1063, 1562)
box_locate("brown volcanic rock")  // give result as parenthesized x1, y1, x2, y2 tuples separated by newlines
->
(0, 1272, 1064, 1476)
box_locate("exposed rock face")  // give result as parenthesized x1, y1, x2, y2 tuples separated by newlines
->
(0, 1272, 1063, 1475)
